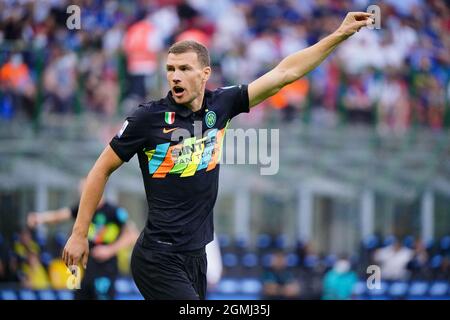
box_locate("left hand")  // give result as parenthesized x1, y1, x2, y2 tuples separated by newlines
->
(91, 245, 116, 262)
(336, 12, 375, 40)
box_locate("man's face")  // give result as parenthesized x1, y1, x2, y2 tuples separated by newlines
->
(166, 51, 210, 106)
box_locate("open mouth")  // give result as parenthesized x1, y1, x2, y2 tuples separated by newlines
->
(173, 86, 185, 97)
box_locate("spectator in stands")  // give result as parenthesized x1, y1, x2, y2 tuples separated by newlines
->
(262, 250, 300, 299)
(373, 239, 414, 280)
(21, 251, 51, 290)
(0, 53, 35, 119)
(322, 257, 357, 300)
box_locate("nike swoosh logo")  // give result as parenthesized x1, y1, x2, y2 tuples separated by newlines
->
(163, 127, 179, 134)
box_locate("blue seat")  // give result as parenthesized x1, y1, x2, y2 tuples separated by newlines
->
(383, 235, 396, 247)
(57, 290, 74, 300)
(240, 278, 262, 294)
(0, 290, 17, 300)
(115, 277, 133, 294)
(218, 234, 231, 249)
(403, 236, 415, 249)
(217, 278, 240, 294)
(323, 254, 337, 268)
(274, 234, 288, 249)
(367, 281, 389, 299)
(407, 281, 429, 299)
(388, 282, 409, 298)
(38, 290, 57, 300)
(430, 255, 443, 269)
(223, 253, 238, 268)
(363, 235, 379, 250)
(261, 253, 273, 268)
(19, 290, 37, 300)
(303, 254, 319, 268)
(440, 236, 450, 252)
(352, 281, 367, 297)
(286, 253, 299, 267)
(256, 234, 272, 250)
(235, 236, 249, 250)
(241, 253, 258, 268)
(428, 281, 449, 298)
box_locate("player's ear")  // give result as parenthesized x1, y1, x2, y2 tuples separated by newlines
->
(202, 66, 211, 82)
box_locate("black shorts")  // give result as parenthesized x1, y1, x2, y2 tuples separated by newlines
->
(130, 236, 207, 300)
(74, 257, 118, 300)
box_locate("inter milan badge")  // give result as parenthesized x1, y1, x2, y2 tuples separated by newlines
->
(205, 111, 216, 128)
(165, 112, 175, 124)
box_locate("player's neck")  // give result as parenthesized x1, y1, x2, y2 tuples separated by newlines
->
(184, 89, 205, 113)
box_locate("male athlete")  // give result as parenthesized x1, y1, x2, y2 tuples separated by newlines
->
(28, 178, 138, 299)
(62, 12, 374, 299)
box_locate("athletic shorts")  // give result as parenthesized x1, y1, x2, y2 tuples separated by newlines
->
(74, 257, 117, 300)
(130, 235, 207, 300)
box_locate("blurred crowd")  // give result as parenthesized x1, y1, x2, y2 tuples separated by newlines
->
(218, 233, 450, 299)
(0, 228, 132, 290)
(1, 228, 449, 299)
(0, 0, 449, 132)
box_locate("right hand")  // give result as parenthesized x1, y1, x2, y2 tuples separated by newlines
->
(27, 212, 40, 229)
(62, 232, 89, 270)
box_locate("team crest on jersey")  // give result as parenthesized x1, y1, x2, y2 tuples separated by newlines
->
(165, 112, 175, 124)
(205, 111, 216, 128)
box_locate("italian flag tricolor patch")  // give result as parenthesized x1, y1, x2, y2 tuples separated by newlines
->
(165, 112, 175, 124)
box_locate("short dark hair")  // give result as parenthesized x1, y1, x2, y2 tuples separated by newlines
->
(168, 40, 210, 67)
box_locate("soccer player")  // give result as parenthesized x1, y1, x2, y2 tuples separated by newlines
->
(62, 12, 374, 299)
(28, 178, 139, 299)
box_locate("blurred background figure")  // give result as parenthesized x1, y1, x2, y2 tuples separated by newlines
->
(373, 239, 414, 281)
(261, 250, 300, 300)
(26, 179, 139, 299)
(322, 257, 357, 300)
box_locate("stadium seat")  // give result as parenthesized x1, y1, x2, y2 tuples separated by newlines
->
(218, 234, 231, 250)
(303, 254, 319, 269)
(403, 235, 415, 249)
(367, 281, 389, 300)
(19, 290, 37, 300)
(241, 253, 258, 268)
(430, 254, 443, 269)
(440, 236, 450, 253)
(407, 281, 429, 299)
(240, 278, 262, 295)
(217, 278, 240, 294)
(235, 236, 249, 250)
(383, 235, 396, 247)
(261, 253, 273, 268)
(0, 290, 17, 300)
(428, 281, 449, 299)
(286, 253, 299, 267)
(38, 290, 57, 300)
(363, 235, 379, 250)
(115, 277, 133, 294)
(256, 234, 272, 250)
(388, 281, 409, 299)
(57, 290, 74, 300)
(223, 253, 238, 268)
(323, 254, 337, 268)
(274, 234, 288, 249)
(351, 281, 367, 298)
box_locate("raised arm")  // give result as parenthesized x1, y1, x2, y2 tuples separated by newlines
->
(62, 145, 124, 269)
(248, 12, 374, 108)
(27, 208, 72, 228)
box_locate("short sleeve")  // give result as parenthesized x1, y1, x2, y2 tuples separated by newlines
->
(221, 84, 250, 119)
(109, 105, 150, 162)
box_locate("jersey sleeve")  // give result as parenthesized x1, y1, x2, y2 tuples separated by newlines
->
(109, 105, 150, 162)
(221, 84, 250, 119)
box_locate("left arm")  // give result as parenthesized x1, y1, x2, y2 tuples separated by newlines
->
(248, 12, 374, 108)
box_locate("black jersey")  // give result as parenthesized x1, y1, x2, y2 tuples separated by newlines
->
(110, 85, 249, 251)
